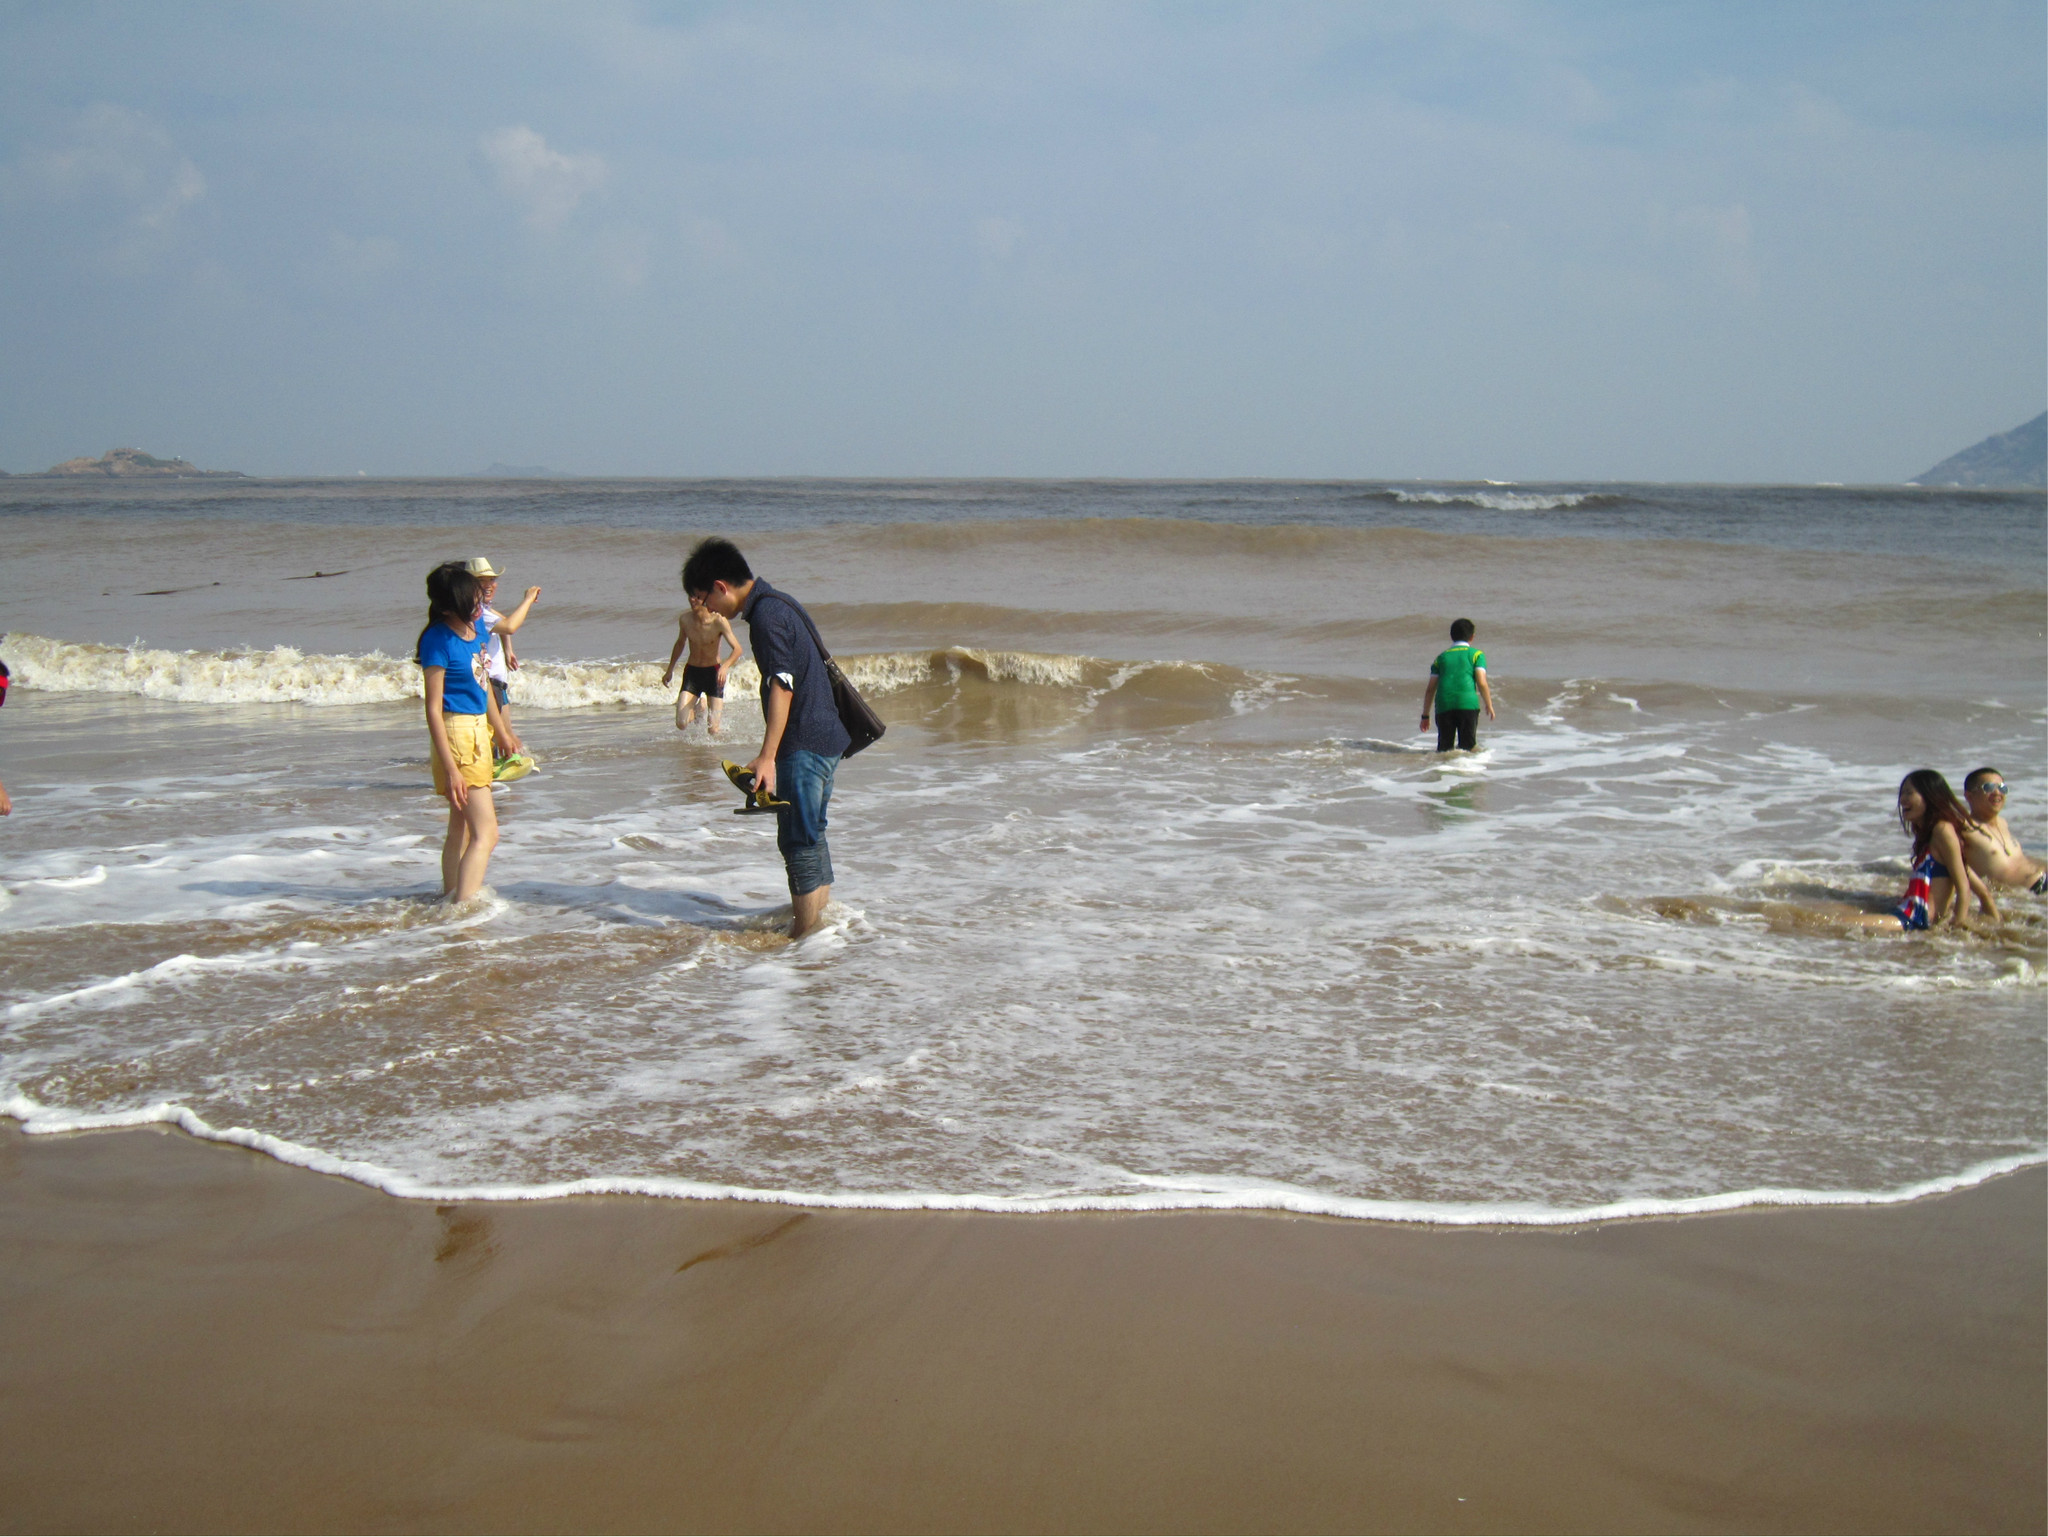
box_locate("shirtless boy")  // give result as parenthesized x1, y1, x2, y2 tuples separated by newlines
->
(662, 594, 743, 735)
(1960, 766, 2048, 893)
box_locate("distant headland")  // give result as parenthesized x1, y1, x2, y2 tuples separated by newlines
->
(1910, 413, 2046, 489)
(23, 447, 249, 479)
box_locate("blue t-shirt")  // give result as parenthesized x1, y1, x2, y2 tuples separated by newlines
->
(417, 618, 491, 714)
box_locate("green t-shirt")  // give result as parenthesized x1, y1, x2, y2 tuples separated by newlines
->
(1430, 644, 1485, 710)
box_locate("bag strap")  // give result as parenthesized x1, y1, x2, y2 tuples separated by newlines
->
(755, 588, 833, 663)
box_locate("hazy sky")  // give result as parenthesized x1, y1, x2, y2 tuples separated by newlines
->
(1, 1, 2041, 481)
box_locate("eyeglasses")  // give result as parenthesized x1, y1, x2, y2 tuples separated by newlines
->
(1970, 783, 2007, 797)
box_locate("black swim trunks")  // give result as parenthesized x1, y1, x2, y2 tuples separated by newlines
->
(680, 663, 724, 699)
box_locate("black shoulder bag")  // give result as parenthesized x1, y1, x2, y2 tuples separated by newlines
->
(762, 592, 886, 758)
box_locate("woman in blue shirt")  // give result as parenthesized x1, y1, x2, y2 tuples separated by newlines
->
(417, 562, 522, 902)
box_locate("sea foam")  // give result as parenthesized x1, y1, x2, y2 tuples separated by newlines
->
(1391, 488, 1591, 512)
(2, 633, 1244, 712)
(2, 1093, 2039, 1226)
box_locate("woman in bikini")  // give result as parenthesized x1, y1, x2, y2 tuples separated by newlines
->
(1849, 768, 2000, 932)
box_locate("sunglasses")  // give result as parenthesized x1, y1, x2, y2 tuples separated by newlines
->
(1970, 783, 2007, 797)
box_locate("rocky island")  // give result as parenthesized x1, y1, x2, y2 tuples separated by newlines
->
(33, 447, 248, 479)
(1910, 412, 2047, 489)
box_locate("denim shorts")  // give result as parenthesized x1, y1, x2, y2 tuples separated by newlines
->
(775, 749, 837, 896)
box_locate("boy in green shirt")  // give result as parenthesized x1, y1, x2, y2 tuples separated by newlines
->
(1421, 618, 1495, 752)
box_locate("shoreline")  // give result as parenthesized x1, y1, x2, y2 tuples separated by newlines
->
(1, 1122, 2040, 1533)
(8, 1097, 2043, 1224)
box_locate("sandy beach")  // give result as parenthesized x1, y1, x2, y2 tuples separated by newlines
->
(0, 1123, 2039, 1534)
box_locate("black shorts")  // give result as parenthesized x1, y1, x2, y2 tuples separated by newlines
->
(1435, 708, 1479, 752)
(490, 678, 510, 711)
(680, 664, 724, 699)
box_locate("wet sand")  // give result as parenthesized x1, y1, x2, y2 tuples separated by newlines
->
(0, 1124, 2039, 1534)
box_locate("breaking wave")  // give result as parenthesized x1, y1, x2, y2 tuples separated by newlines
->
(0, 633, 1256, 713)
(4, 633, 429, 706)
(1388, 488, 1610, 512)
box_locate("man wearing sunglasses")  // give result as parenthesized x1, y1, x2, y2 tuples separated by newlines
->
(1959, 767, 2047, 894)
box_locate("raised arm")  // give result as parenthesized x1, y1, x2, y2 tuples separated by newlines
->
(493, 585, 542, 636)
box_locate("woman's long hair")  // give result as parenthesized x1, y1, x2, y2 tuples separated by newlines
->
(1897, 768, 1976, 859)
(416, 562, 483, 664)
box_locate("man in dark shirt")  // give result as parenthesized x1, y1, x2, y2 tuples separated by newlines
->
(683, 538, 850, 938)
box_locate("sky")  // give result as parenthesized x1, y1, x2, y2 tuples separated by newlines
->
(0, 0, 2041, 481)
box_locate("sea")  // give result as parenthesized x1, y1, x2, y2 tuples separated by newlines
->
(1, 477, 2043, 1223)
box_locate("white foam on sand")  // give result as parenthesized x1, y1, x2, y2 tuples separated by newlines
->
(4, 1093, 2040, 1226)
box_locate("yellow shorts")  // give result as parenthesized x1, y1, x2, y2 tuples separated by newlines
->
(431, 712, 495, 793)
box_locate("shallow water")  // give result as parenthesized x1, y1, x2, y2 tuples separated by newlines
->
(2, 481, 2043, 1219)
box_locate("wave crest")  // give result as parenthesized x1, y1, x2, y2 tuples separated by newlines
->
(4, 633, 424, 705)
(0, 633, 739, 710)
(1390, 489, 1599, 512)
(1, 634, 1247, 712)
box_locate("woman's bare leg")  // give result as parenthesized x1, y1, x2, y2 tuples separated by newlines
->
(1760, 900, 1905, 936)
(441, 804, 470, 895)
(450, 788, 499, 902)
